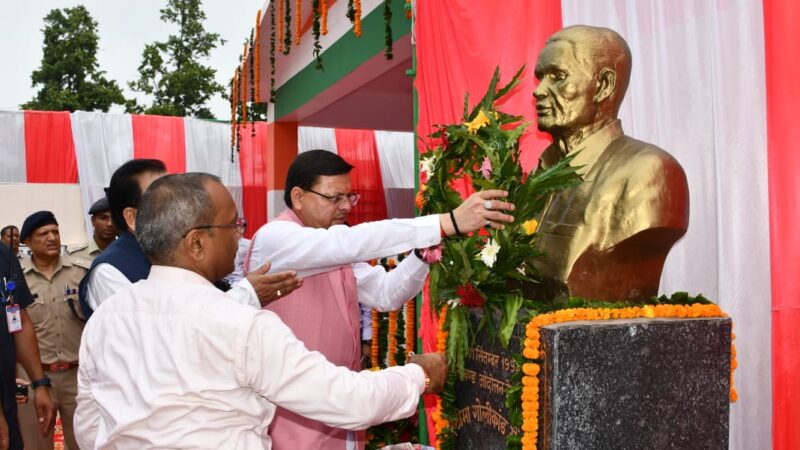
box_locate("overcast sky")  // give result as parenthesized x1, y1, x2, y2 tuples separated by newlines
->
(0, 0, 264, 120)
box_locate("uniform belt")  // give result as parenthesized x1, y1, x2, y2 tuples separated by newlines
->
(41, 361, 79, 372)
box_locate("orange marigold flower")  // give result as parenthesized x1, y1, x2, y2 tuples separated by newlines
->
(522, 363, 540, 376)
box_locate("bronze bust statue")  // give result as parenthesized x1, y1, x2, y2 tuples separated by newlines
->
(532, 25, 689, 302)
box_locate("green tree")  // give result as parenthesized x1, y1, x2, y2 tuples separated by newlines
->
(22, 6, 126, 112)
(128, 0, 225, 119)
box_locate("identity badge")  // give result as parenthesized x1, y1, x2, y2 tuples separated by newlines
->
(6, 304, 22, 334)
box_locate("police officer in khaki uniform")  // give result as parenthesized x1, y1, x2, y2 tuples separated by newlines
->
(68, 197, 117, 263)
(17, 211, 87, 450)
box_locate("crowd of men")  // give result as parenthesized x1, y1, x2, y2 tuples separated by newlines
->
(0, 152, 512, 450)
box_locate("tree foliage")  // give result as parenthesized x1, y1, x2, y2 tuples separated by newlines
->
(22, 6, 126, 112)
(128, 0, 225, 119)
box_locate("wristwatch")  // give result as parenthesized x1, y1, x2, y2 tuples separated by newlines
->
(31, 376, 51, 389)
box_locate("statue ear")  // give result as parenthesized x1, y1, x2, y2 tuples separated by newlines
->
(594, 68, 616, 103)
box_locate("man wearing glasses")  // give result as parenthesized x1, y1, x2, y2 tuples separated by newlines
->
(79, 159, 302, 319)
(245, 149, 516, 450)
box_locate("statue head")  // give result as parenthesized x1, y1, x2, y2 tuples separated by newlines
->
(534, 25, 632, 139)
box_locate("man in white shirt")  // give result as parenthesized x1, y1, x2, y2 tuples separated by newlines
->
(78, 159, 301, 318)
(245, 150, 515, 449)
(74, 172, 447, 450)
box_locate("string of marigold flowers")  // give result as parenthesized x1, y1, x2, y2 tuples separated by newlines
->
(321, 0, 328, 34)
(240, 42, 248, 127)
(277, 0, 284, 53)
(294, 0, 301, 45)
(353, 0, 362, 36)
(387, 311, 398, 366)
(405, 299, 415, 358)
(519, 303, 738, 450)
(254, 9, 262, 103)
(432, 305, 449, 449)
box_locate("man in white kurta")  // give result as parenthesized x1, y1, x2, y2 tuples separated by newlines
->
(74, 172, 445, 450)
(245, 150, 515, 450)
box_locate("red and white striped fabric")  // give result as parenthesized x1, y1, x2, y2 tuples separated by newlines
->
(415, 1, 798, 448)
(0, 111, 253, 239)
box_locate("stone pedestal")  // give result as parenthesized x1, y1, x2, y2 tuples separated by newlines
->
(454, 315, 731, 450)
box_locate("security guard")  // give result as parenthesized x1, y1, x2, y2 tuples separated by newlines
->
(17, 211, 88, 450)
(68, 197, 117, 263)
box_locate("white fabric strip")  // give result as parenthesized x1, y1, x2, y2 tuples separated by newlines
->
(374, 130, 415, 189)
(298, 126, 338, 154)
(184, 118, 244, 215)
(0, 111, 27, 183)
(71, 111, 134, 238)
(561, 2, 771, 448)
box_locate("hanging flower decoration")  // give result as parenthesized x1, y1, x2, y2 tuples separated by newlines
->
(269, 4, 277, 103)
(277, 0, 284, 53)
(312, 0, 323, 69)
(353, 0, 363, 36)
(248, 30, 256, 136)
(254, 10, 262, 103)
(295, 0, 302, 46)
(240, 42, 249, 130)
(283, 0, 292, 55)
(383, 0, 393, 59)
(321, 0, 329, 35)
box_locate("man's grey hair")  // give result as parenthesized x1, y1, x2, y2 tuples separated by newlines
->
(548, 25, 632, 113)
(136, 172, 221, 264)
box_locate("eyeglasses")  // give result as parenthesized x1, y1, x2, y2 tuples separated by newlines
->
(182, 217, 247, 238)
(304, 188, 360, 207)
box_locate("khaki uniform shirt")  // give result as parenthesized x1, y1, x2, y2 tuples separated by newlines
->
(23, 255, 89, 364)
(68, 237, 102, 263)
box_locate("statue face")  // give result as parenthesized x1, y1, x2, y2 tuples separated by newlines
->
(534, 40, 598, 134)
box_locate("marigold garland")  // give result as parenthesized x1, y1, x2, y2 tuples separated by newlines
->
(254, 10, 262, 103)
(405, 299, 415, 356)
(230, 68, 238, 154)
(353, 0, 362, 37)
(294, 0, 301, 45)
(240, 42, 248, 129)
(371, 308, 380, 368)
(405, 0, 412, 19)
(277, 0, 284, 53)
(269, 4, 277, 103)
(516, 303, 738, 450)
(248, 30, 256, 136)
(433, 305, 449, 449)
(321, 0, 329, 34)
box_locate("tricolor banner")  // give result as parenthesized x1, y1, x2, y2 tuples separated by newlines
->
(414, 1, 798, 448)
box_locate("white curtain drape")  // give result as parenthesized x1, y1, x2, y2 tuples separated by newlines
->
(561, 2, 771, 448)
(0, 111, 27, 183)
(298, 126, 338, 153)
(184, 118, 244, 215)
(375, 130, 415, 218)
(71, 111, 134, 238)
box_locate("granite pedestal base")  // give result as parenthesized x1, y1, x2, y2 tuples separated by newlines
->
(454, 315, 731, 450)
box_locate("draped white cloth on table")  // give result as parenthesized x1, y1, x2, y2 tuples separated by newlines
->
(561, 2, 772, 448)
(0, 111, 27, 183)
(71, 111, 134, 238)
(184, 118, 244, 215)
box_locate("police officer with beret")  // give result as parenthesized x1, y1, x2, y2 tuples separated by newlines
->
(68, 197, 117, 263)
(17, 212, 87, 450)
(0, 234, 55, 449)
